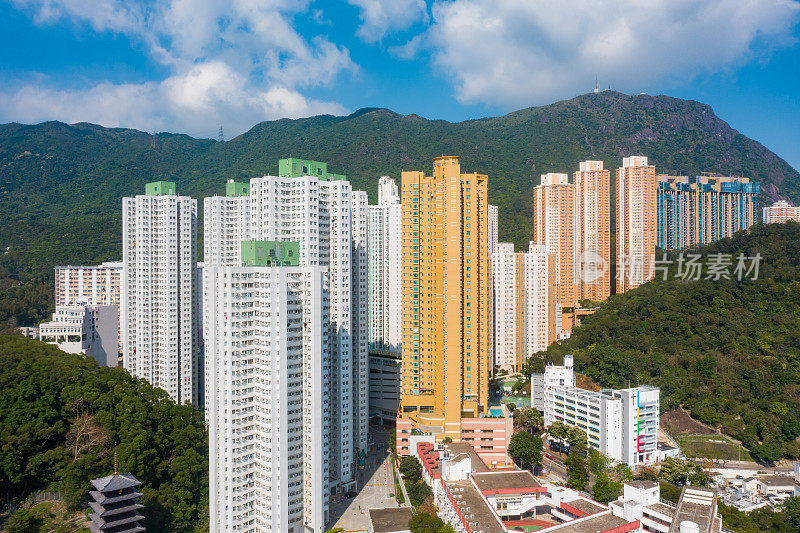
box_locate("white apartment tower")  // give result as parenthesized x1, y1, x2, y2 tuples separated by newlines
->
(204, 159, 368, 489)
(491, 242, 551, 372)
(524, 243, 551, 356)
(122, 181, 198, 406)
(206, 256, 330, 532)
(491, 243, 518, 371)
(368, 176, 403, 355)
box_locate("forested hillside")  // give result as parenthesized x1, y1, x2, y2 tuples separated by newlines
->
(1, 90, 799, 330)
(0, 336, 208, 531)
(529, 222, 800, 462)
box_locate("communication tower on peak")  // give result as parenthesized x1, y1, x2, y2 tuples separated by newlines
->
(218, 126, 225, 142)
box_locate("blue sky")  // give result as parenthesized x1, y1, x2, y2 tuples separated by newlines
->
(1, 0, 799, 171)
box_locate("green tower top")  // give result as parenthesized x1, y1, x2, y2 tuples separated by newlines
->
(241, 240, 300, 267)
(145, 181, 176, 196)
(226, 180, 250, 197)
(278, 158, 346, 181)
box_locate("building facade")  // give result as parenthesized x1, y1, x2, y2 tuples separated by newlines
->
(206, 258, 329, 532)
(39, 305, 118, 367)
(369, 354, 402, 423)
(616, 157, 657, 294)
(367, 176, 403, 355)
(398, 156, 491, 440)
(763, 200, 800, 224)
(203, 159, 368, 489)
(491, 243, 552, 372)
(574, 161, 611, 302)
(533, 173, 577, 307)
(657, 175, 760, 250)
(122, 181, 199, 406)
(55, 262, 122, 307)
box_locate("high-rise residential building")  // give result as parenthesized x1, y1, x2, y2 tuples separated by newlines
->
(763, 200, 800, 224)
(368, 176, 402, 355)
(657, 174, 761, 250)
(491, 242, 552, 372)
(488, 204, 498, 256)
(533, 173, 577, 307)
(122, 181, 199, 406)
(397, 156, 490, 440)
(574, 161, 611, 302)
(203, 159, 368, 490)
(206, 242, 329, 533)
(524, 243, 552, 357)
(55, 262, 122, 307)
(491, 243, 519, 372)
(616, 157, 657, 294)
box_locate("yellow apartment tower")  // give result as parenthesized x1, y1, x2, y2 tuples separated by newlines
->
(574, 161, 612, 302)
(399, 156, 490, 440)
(616, 156, 657, 293)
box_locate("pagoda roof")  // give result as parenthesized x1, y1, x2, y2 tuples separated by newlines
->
(91, 473, 142, 492)
(90, 490, 144, 506)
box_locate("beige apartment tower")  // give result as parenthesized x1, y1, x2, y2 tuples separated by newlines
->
(574, 161, 611, 302)
(399, 156, 490, 440)
(616, 156, 657, 294)
(533, 173, 577, 307)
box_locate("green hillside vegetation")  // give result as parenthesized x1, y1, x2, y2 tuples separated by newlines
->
(1, 91, 799, 330)
(0, 335, 208, 532)
(526, 222, 800, 462)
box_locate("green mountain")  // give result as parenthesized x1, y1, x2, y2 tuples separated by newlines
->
(530, 222, 800, 462)
(1, 90, 799, 330)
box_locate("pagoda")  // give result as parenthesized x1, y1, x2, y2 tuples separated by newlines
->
(87, 458, 145, 533)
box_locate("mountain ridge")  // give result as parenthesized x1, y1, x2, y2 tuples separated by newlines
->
(1, 90, 799, 329)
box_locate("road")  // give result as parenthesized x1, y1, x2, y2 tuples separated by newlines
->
(327, 426, 404, 532)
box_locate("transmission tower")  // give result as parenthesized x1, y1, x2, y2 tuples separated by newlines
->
(218, 126, 225, 142)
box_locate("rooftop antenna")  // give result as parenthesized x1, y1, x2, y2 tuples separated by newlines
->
(113, 441, 118, 475)
(218, 125, 225, 142)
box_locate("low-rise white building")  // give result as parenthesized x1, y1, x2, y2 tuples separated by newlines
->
(537, 358, 659, 467)
(611, 482, 722, 533)
(39, 304, 118, 367)
(531, 354, 575, 410)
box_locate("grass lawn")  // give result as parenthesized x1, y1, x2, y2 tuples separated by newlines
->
(677, 434, 753, 461)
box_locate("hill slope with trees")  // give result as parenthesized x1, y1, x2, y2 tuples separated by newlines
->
(0, 336, 208, 532)
(527, 222, 800, 462)
(1, 91, 799, 330)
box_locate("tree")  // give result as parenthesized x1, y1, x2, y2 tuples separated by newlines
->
(442, 437, 453, 444)
(399, 456, 423, 483)
(513, 407, 544, 434)
(406, 480, 433, 506)
(592, 473, 622, 504)
(783, 497, 800, 531)
(408, 511, 445, 533)
(566, 452, 589, 491)
(658, 457, 689, 485)
(508, 432, 543, 472)
(2, 509, 37, 533)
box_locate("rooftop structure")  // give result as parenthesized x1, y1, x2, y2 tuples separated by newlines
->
(278, 157, 346, 180)
(612, 481, 722, 533)
(240, 240, 300, 266)
(368, 507, 413, 533)
(144, 180, 176, 196)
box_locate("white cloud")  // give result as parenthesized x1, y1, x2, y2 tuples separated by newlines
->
(3, 0, 356, 137)
(424, 0, 800, 108)
(0, 63, 347, 138)
(348, 0, 428, 43)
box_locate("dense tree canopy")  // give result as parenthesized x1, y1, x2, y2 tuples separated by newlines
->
(0, 336, 208, 532)
(530, 223, 800, 460)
